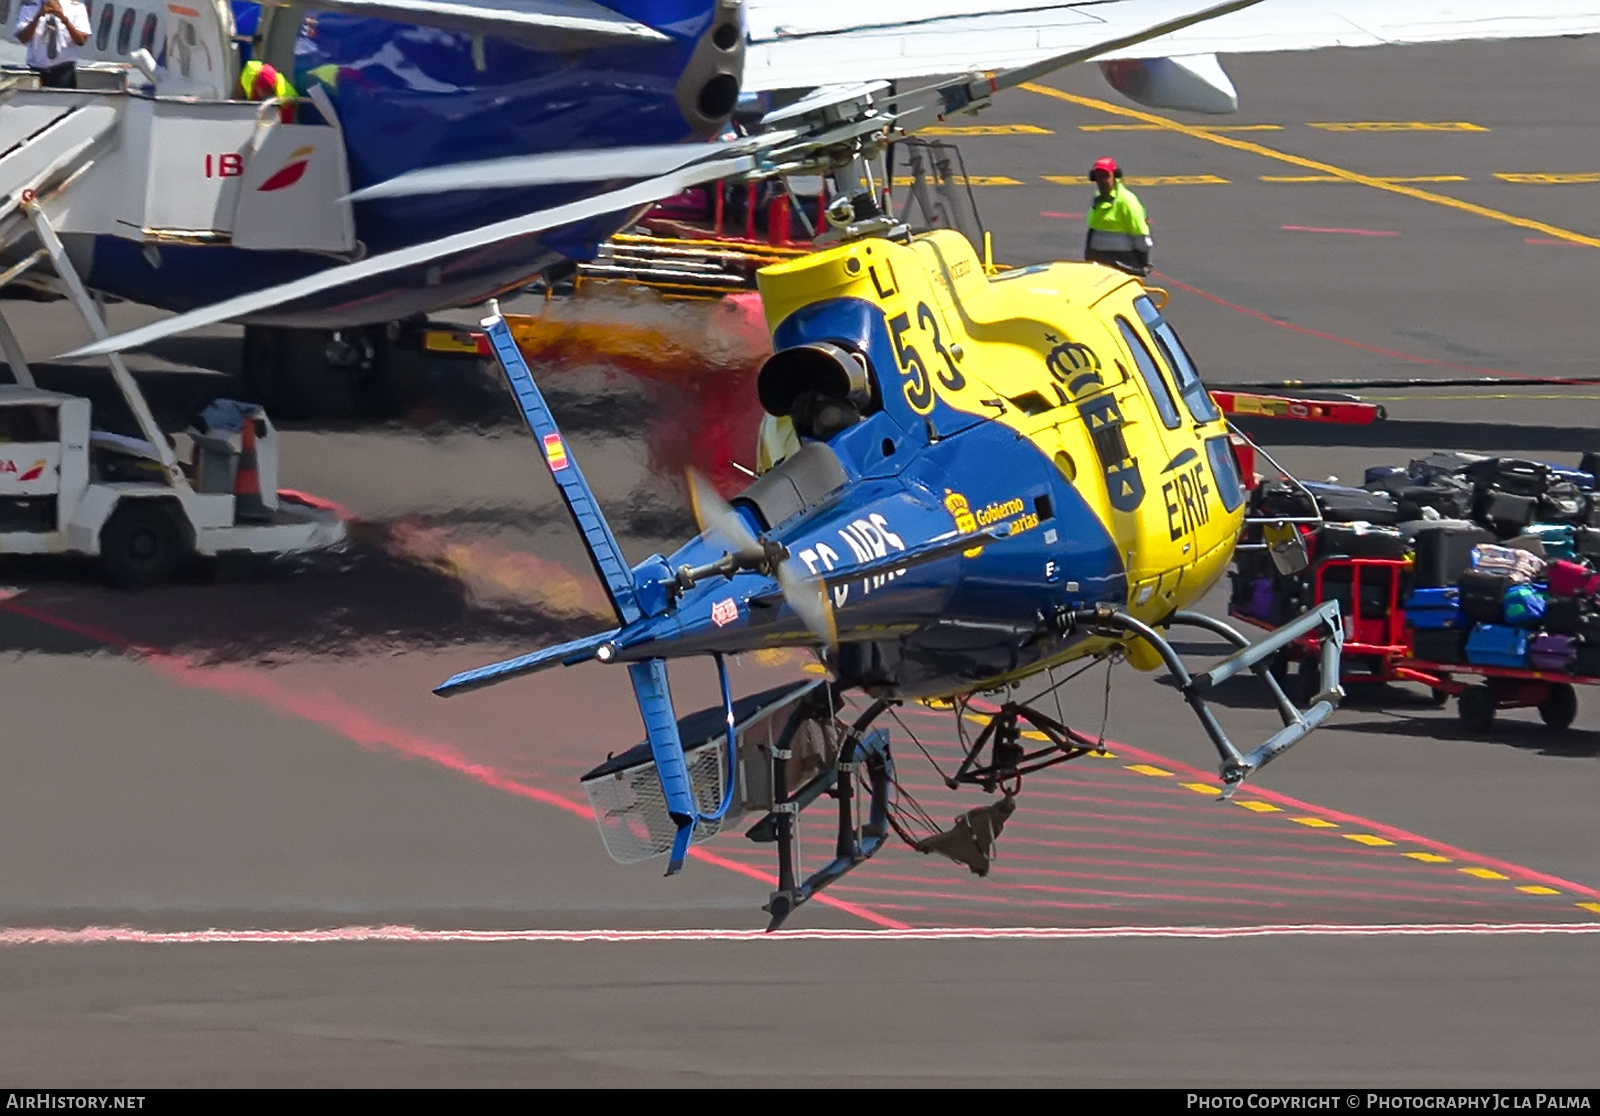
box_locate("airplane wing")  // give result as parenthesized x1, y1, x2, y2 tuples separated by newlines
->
(259, 0, 669, 48)
(743, 0, 1600, 94)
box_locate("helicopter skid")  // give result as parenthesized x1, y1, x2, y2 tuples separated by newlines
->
(1068, 602, 1346, 795)
(763, 702, 895, 932)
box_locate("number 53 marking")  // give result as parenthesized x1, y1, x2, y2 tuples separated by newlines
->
(889, 302, 966, 414)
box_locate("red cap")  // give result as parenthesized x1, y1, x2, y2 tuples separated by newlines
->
(1089, 157, 1120, 180)
(249, 63, 281, 100)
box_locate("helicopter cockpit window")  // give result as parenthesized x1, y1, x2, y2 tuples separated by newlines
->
(1135, 296, 1221, 424)
(1115, 317, 1180, 430)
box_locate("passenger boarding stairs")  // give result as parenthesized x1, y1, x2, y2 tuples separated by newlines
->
(0, 65, 356, 485)
(0, 67, 355, 271)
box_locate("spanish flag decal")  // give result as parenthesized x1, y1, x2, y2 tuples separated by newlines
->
(542, 432, 569, 472)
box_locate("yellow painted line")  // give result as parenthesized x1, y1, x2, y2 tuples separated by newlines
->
(1403, 852, 1452, 863)
(1365, 393, 1600, 403)
(1125, 764, 1173, 777)
(1309, 121, 1487, 132)
(1261, 174, 1468, 184)
(1234, 800, 1281, 813)
(1022, 84, 1600, 250)
(1290, 816, 1338, 828)
(1179, 782, 1219, 795)
(1517, 885, 1561, 896)
(1042, 174, 1228, 186)
(801, 662, 827, 675)
(1495, 171, 1600, 184)
(886, 174, 1021, 187)
(1459, 867, 1510, 881)
(922, 123, 1052, 136)
(1078, 123, 1281, 132)
(1578, 902, 1600, 914)
(1343, 834, 1396, 847)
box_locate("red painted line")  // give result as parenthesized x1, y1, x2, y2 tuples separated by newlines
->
(1149, 270, 1549, 380)
(0, 597, 907, 932)
(1524, 237, 1585, 246)
(1040, 211, 1085, 219)
(3, 922, 1596, 945)
(1281, 225, 1400, 236)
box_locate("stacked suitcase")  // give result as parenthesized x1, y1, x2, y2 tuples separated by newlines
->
(1234, 452, 1600, 679)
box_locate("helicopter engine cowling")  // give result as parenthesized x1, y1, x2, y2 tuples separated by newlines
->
(1098, 54, 1239, 115)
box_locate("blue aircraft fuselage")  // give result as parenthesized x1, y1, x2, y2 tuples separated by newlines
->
(85, 1, 732, 327)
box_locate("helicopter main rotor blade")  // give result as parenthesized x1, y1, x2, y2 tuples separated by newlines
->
(686, 468, 764, 563)
(349, 130, 799, 201)
(56, 153, 757, 362)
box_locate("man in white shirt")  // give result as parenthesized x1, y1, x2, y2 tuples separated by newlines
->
(14, 0, 91, 89)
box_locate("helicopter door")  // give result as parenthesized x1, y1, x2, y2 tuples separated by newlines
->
(1105, 312, 1209, 615)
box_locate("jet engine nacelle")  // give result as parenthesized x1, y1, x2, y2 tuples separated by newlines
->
(1098, 54, 1239, 115)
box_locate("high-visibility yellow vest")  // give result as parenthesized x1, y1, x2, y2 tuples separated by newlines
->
(238, 59, 293, 102)
(1086, 185, 1150, 236)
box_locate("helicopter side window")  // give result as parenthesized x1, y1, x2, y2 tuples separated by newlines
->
(1115, 317, 1180, 430)
(1135, 296, 1221, 424)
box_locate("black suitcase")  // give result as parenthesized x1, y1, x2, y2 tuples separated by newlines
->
(1540, 481, 1588, 525)
(1317, 522, 1410, 559)
(1477, 489, 1538, 536)
(1577, 527, 1600, 559)
(1317, 563, 1396, 619)
(1409, 451, 1483, 480)
(1545, 595, 1584, 635)
(1459, 570, 1513, 624)
(1301, 482, 1402, 526)
(1392, 479, 1474, 521)
(1465, 458, 1552, 499)
(1577, 643, 1600, 677)
(1411, 522, 1496, 588)
(1410, 628, 1467, 663)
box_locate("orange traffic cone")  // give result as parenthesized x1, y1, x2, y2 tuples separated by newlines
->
(234, 411, 271, 523)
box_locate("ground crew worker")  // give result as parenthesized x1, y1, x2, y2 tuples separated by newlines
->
(238, 59, 295, 123)
(1084, 157, 1153, 276)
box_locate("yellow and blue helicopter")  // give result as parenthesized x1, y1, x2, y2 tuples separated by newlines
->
(434, 217, 1344, 926)
(404, 10, 1346, 929)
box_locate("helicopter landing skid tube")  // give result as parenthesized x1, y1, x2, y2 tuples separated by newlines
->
(763, 699, 896, 932)
(1067, 601, 1345, 794)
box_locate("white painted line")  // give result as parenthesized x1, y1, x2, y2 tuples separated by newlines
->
(3, 922, 1599, 946)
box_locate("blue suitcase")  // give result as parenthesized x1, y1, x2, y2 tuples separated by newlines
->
(1466, 624, 1530, 668)
(1404, 587, 1465, 630)
(1502, 584, 1548, 628)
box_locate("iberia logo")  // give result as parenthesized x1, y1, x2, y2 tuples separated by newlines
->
(542, 432, 569, 473)
(1, 458, 48, 481)
(258, 146, 314, 192)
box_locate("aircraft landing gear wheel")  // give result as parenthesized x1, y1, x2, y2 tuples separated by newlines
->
(100, 501, 186, 588)
(1458, 686, 1496, 733)
(1538, 682, 1578, 731)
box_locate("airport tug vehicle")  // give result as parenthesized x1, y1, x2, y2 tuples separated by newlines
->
(436, 221, 1345, 928)
(0, 383, 344, 586)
